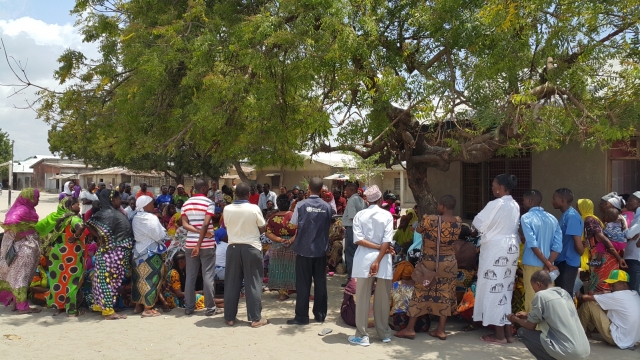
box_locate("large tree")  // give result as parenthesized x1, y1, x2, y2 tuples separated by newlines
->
(0, 129, 11, 178)
(7, 0, 640, 213)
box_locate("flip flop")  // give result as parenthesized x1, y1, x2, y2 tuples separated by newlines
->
(394, 333, 416, 340)
(318, 328, 333, 336)
(481, 334, 506, 345)
(428, 331, 446, 340)
(141, 311, 161, 318)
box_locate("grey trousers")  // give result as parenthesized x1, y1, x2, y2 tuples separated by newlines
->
(224, 244, 264, 322)
(355, 277, 392, 340)
(184, 247, 216, 312)
(344, 226, 357, 279)
(518, 328, 555, 360)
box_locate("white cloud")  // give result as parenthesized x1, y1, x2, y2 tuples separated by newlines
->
(0, 17, 81, 47)
(0, 16, 98, 159)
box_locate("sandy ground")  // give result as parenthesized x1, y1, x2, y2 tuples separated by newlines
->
(0, 191, 638, 359)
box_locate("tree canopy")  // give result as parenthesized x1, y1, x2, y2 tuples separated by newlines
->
(11, 0, 640, 212)
(0, 129, 11, 178)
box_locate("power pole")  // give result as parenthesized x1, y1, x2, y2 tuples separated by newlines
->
(8, 140, 13, 207)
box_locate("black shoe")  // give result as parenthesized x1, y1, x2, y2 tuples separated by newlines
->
(287, 318, 309, 325)
(185, 309, 194, 316)
(341, 283, 348, 287)
(315, 317, 325, 323)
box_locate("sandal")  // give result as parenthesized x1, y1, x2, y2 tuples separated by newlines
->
(141, 310, 161, 318)
(393, 332, 416, 340)
(104, 313, 127, 320)
(428, 331, 446, 340)
(17, 307, 41, 315)
(481, 334, 506, 345)
(462, 323, 481, 332)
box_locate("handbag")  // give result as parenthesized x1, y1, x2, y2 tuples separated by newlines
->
(5, 241, 17, 267)
(411, 216, 441, 287)
(453, 239, 478, 270)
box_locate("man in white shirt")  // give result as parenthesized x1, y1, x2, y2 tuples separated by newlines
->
(342, 183, 367, 287)
(578, 269, 640, 350)
(215, 182, 267, 328)
(624, 191, 640, 293)
(347, 185, 394, 347)
(80, 182, 99, 215)
(258, 183, 278, 215)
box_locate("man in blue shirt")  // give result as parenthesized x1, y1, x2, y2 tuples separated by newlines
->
(552, 188, 585, 296)
(521, 190, 562, 312)
(155, 185, 174, 208)
(287, 177, 333, 325)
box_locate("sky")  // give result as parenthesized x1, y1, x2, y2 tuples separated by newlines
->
(0, 0, 97, 160)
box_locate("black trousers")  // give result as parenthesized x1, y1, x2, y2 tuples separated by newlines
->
(555, 261, 579, 296)
(294, 255, 328, 322)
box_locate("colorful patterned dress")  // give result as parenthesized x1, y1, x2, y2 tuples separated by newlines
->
(407, 215, 460, 318)
(47, 214, 86, 315)
(586, 216, 618, 293)
(0, 189, 41, 312)
(266, 212, 297, 295)
(86, 190, 134, 316)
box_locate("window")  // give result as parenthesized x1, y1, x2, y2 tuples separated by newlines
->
(394, 178, 400, 193)
(461, 153, 531, 219)
(612, 160, 640, 194)
(271, 175, 281, 188)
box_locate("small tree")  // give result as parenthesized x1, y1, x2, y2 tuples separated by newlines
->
(342, 153, 384, 187)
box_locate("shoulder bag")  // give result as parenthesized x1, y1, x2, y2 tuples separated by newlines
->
(411, 216, 441, 287)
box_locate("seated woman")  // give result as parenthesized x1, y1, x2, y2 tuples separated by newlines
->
(393, 215, 415, 255)
(163, 251, 205, 310)
(28, 256, 49, 307)
(327, 218, 344, 272)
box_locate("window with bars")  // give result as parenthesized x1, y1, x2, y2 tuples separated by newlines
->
(461, 153, 531, 219)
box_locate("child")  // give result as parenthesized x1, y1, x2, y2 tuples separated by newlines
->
(591, 208, 627, 266)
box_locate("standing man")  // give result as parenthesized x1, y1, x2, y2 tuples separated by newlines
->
(217, 183, 268, 328)
(181, 179, 219, 316)
(120, 183, 133, 202)
(248, 185, 260, 205)
(552, 188, 585, 295)
(96, 182, 106, 195)
(578, 270, 640, 350)
(155, 185, 174, 208)
(624, 192, 640, 293)
(136, 182, 154, 199)
(347, 185, 394, 346)
(342, 183, 367, 287)
(80, 182, 99, 216)
(258, 183, 278, 216)
(521, 190, 562, 312)
(287, 177, 333, 325)
(508, 270, 590, 360)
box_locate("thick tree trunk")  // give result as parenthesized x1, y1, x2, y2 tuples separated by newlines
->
(406, 162, 438, 217)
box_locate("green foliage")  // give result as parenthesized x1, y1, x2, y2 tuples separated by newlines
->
(31, 0, 640, 188)
(0, 130, 10, 178)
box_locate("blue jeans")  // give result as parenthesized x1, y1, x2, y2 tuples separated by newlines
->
(626, 259, 640, 293)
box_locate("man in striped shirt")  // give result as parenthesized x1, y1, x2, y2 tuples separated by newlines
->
(181, 179, 220, 316)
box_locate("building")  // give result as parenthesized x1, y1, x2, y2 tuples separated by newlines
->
(78, 167, 184, 195)
(30, 158, 93, 193)
(2, 155, 59, 190)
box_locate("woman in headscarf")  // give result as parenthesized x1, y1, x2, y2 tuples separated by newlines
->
(265, 194, 298, 301)
(579, 199, 627, 293)
(36, 198, 71, 255)
(85, 190, 134, 320)
(131, 195, 168, 317)
(322, 186, 338, 214)
(393, 215, 415, 255)
(0, 188, 42, 314)
(58, 181, 75, 201)
(163, 251, 205, 310)
(47, 197, 86, 316)
(471, 174, 521, 345)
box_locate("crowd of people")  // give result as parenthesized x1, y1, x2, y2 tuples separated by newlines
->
(1, 174, 640, 357)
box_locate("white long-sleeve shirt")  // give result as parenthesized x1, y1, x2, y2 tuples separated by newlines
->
(351, 205, 394, 279)
(624, 208, 640, 261)
(258, 191, 278, 210)
(472, 195, 521, 244)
